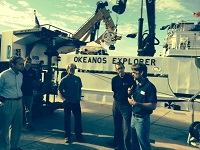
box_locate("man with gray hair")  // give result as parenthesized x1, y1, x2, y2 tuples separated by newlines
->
(58, 63, 84, 143)
(108, 62, 136, 150)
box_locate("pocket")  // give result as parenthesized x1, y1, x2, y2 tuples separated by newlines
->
(0, 102, 4, 113)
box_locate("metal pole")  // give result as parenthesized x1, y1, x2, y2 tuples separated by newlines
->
(137, 0, 144, 55)
(188, 90, 200, 123)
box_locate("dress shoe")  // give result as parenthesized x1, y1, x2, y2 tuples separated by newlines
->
(76, 135, 85, 142)
(26, 124, 34, 131)
(64, 137, 70, 143)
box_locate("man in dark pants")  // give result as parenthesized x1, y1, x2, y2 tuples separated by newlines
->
(128, 63, 157, 150)
(21, 57, 37, 131)
(108, 62, 136, 150)
(58, 63, 84, 143)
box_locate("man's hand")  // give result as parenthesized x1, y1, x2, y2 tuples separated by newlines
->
(0, 101, 3, 106)
(128, 97, 157, 110)
(128, 97, 137, 106)
(127, 85, 134, 95)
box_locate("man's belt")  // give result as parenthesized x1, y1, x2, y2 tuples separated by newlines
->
(3, 97, 22, 100)
(133, 113, 147, 118)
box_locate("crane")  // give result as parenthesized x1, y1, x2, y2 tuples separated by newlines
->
(66, 1, 119, 55)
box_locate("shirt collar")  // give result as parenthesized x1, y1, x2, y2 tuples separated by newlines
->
(138, 78, 149, 87)
(9, 68, 19, 75)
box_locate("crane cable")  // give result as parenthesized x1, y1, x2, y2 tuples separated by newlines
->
(115, 0, 120, 35)
(116, 13, 119, 34)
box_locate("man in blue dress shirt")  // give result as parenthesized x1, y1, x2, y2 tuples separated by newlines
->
(0, 56, 24, 150)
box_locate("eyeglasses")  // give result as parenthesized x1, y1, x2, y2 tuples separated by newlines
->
(116, 67, 124, 71)
(132, 71, 139, 75)
(69, 67, 76, 70)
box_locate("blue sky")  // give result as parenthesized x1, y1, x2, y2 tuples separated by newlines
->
(0, 0, 199, 56)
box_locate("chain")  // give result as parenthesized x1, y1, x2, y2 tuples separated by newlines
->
(115, 13, 119, 34)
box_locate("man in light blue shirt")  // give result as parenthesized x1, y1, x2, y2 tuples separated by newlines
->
(0, 56, 24, 150)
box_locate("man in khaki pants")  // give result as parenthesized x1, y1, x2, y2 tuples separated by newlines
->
(0, 56, 24, 150)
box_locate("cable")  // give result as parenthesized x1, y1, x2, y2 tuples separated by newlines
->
(151, 109, 171, 125)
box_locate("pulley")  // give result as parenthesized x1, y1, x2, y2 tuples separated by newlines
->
(112, 0, 127, 15)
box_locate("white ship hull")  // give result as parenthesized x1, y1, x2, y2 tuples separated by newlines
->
(57, 54, 200, 110)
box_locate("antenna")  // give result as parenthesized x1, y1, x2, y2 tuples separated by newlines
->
(34, 10, 40, 28)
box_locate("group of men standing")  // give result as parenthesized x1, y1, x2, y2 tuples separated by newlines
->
(109, 62, 157, 150)
(58, 61, 157, 150)
(0, 55, 157, 150)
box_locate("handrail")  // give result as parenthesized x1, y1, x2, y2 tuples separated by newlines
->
(187, 90, 200, 145)
(74, 13, 95, 35)
(41, 24, 73, 37)
(188, 90, 200, 123)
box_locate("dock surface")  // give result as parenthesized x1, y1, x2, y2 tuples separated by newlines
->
(19, 100, 200, 150)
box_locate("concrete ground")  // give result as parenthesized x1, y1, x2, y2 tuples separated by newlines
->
(18, 100, 200, 150)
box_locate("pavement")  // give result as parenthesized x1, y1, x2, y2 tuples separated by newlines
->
(18, 100, 200, 150)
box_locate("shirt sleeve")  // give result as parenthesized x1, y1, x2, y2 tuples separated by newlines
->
(146, 84, 157, 103)
(79, 77, 82, 88)
(0, 74, 5, 94)
(78, 77, 82, 99)
(130, 76, 136, 89)
(33, 70, 37, 80)
(111, 77, 115, 92)
(58, 78, 64, 92)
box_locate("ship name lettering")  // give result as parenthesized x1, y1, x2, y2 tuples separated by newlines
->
(112, 58, 156, 66)
(74, 56, 107, 64)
